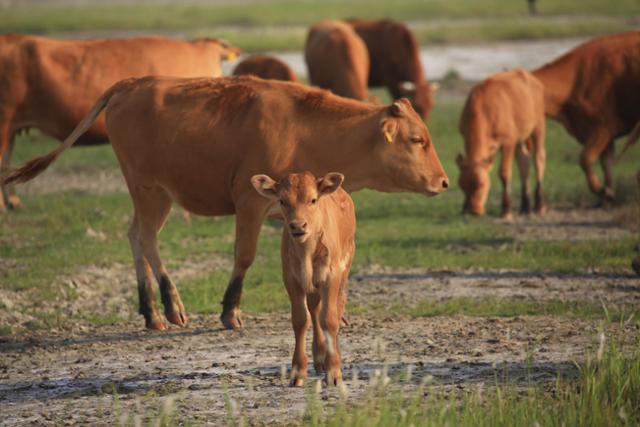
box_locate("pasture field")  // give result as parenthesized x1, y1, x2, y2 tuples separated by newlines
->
(1, 0, 639, 50)
(1, 94, 639, 425)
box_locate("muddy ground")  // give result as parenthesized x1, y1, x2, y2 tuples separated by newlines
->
(2, 169, 640, 425)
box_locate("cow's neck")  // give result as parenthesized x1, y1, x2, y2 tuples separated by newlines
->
(532, 58, 575, 121)
(309, 108, 389, 193)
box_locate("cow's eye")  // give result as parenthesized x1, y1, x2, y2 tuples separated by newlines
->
(310, 198, 317, 205)
(279, 199, 285, 206)
(410, 136, 424, 144)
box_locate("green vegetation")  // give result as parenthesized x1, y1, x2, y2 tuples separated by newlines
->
(1, 101, 638, 322)
(298, 336, 640, 426)
(1, 0, 638, 50)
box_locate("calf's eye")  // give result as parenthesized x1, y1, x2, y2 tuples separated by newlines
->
(310, 198, 317, 205)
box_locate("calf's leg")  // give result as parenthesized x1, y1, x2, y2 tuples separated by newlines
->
(1, 136, 21, 209)
(599, 142, 615, 202)
(133, 185, 187, 328)
(287, 285, 310, 387)
(515, 142, 531, 215)
(499, 144, 516, 219)
(532, 123, 546, 214)
(307, 292, 327, 374)
(320, 280, 342, 385)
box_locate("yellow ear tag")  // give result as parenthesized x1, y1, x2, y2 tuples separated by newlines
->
(384, 130, 394, 144)
(227, 51, 238, 63)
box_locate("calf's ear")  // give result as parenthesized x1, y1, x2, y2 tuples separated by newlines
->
(317, 172, 344, 196)
(250, 174, 278, 199)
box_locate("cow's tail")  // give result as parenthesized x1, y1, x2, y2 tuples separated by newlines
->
(2, 85, 117, 186)
(615, 121, 640, 163)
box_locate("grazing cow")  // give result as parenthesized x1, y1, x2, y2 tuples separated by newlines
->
(251, 171, 354, 386)
(532, 31, 640, 201)
(348, 18, 434, 120)
(305, 20, 370, 101)
(457, 69, 546, 218)
(4, 76, 448, 331)
(233, 54, 297, 82)
(0, 34, 239, 211)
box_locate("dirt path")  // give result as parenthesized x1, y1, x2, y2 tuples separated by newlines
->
(1, 267, 639, 426)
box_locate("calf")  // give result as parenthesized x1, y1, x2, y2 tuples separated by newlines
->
(251, 171, 355, 386)
(457, 69, 546, 218)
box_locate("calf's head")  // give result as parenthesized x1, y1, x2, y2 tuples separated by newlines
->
(251, 171, 344, 244)
(376, 98, 448, 195)
(456, 153, 492, 215)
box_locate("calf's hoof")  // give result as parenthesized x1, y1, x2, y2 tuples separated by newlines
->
(165, 309, 188, 327)
(145, 317, 168, 331)
(220, 310, 244, 330)
(323, 370, 343, 386)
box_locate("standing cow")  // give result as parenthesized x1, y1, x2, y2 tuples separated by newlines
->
(233, 54, 298, 82)
(532, 31, 640, 202)
(252, 171, 354, 386)
(305, 20, 370, 101)
(0, 34, 239, 211)
(4, 76, 448, 331)
(457, 69, 546, 218)
(348, 18, 434, 120)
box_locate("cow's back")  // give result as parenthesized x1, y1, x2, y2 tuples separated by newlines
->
(13, 36, 226, 143)
(305, 20, 369, 100)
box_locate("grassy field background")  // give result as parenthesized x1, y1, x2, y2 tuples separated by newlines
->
(1, 0, 638, 50)
(2, 100, 638, 322)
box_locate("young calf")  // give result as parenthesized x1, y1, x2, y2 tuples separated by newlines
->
(251, 171, 355, 386)
(457, 69, 546, 218)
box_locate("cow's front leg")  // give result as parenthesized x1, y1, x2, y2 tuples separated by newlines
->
(220, 203, 267, 329)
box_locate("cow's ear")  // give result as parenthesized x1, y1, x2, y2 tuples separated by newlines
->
(380, 116, 399, 145)
(251, 174, 278, 199)
(317, 173, 344, 197)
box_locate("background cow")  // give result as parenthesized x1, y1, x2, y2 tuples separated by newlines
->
(305, 20, 370, 101)
(457, 69, 546, 218)
(0, 34, 239, 211)
(233, 54, 298, 81)
(251, 171, 355, 386)
(347, 18, 434, 120)
(532, 31, 640, 202)
(4, 75, 448, 331)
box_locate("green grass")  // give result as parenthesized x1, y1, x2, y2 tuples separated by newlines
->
(1, 0, 638, 50)
(1, 100, 638, 322)
(298, 336, 640, 427)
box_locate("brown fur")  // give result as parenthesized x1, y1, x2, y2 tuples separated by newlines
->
(0, 34, 239, 210)
(348, 18, 434, 120)
(4, 75, 448, 331)
(233, 54, 297, 81)
(252, 171, 355, 386)
(305, 20, 370, 101)
(457, 69, 546, 218)
(532, 31, 640, 201)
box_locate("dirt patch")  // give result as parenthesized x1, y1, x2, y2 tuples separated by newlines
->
(20, 169, 127, 195)
(1, 312, 637, 426)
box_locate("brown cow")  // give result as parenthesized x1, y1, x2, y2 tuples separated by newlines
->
(457, 69, 546, 218)
(4, 75, 448, 331)
(305, 20, 370, 101)
(532, 31, 640, 201)
(233, 54, 297, 82)
(0, 34, 239, 211)
(348, 18, 434, 120)
(251, 171, 354, 386)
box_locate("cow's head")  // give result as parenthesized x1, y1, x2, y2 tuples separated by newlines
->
(456, 153, 493, 215)
(374, 98, 448, 195)
(251, 171, 344, 244)
(397, 81, 436, 121)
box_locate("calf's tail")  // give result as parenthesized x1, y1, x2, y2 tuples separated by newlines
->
(2, 84, 118, 185)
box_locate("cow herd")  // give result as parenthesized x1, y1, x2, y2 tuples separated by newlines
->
(1, 22, 639, 386)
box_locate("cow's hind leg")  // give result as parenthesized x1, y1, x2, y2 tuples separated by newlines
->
(1, 136, 21, 209)
(580, 129, 612, 201)
(133, 185, 188, 328)
(515, 142, 532, 215)
(532, 122, 546, 214)
(129, 213, 165, 330)
(220, 205, 266, 329)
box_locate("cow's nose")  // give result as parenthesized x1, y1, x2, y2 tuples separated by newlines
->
(442, 179, 449, 189)
(289, 222, 307, 231)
